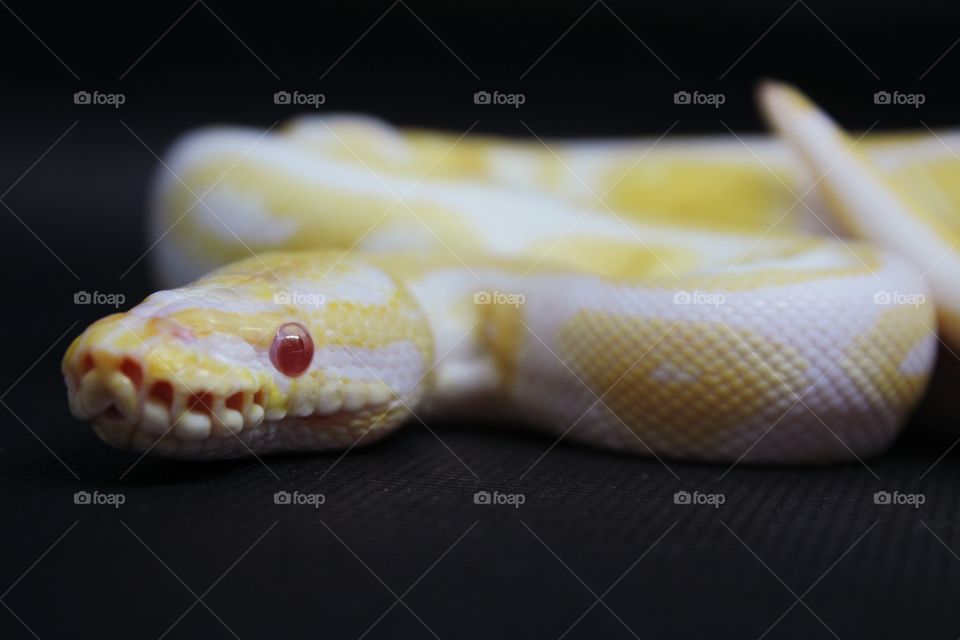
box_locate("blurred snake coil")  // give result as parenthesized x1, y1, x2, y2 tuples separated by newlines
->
(63, 82, 960, 463)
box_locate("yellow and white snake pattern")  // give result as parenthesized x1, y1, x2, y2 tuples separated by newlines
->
(64, 83, 959, 463)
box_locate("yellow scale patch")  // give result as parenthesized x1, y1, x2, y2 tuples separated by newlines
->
(554, 304, 930, 454)
(838, 305, 932, 413)
(599, 160, 801, 233)
(527, 235, 700, 280)
(477, 299, 525, 392)
(658, 246, 881, 292)
(536, 235, 880, 290)
(555, 313, 810, 453)
(883, 157, 960, 245)
(405, 134, 514, 179)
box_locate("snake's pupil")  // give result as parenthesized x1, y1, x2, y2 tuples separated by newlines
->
(270, 322, 314, 377)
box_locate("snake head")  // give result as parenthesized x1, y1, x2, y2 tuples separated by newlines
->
(62, 251, 433, 459)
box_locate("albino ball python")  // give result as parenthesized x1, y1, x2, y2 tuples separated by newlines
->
(64, 83, 957, 463)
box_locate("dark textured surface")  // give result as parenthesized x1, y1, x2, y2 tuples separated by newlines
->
(4, 412, 960, 639)
(2, 1, 960, 637)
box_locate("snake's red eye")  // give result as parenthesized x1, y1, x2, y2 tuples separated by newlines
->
(269, 322, 314, 377)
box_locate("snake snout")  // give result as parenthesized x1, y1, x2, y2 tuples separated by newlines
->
(65, 351, 143, 425)
(64, 347, 268, 456)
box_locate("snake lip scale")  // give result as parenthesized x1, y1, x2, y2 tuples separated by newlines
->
(65, 349, 269, 453)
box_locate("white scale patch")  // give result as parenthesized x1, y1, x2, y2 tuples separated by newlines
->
(192, 333, 262, 369)
(716, 243, 853, 275)
(870, 135, 960, 171)
(313, 342, 425, 394)
(289, 266, 396, 306)
(284, 114, 416, 164)
(135, 288, 277, 316)
(485, 147, 545, 188)
(193, 187, 298, 246)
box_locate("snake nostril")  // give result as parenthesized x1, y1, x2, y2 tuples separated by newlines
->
(149, 381, 174, 409)
(119, 358, 143, 389)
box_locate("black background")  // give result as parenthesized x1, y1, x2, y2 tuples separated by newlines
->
(2, 1, 960, 638)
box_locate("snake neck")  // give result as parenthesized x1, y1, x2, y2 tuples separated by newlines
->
(371, 253, 531, 417)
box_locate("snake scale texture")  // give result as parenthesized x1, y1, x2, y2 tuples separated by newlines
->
(63, 82, 960, 463)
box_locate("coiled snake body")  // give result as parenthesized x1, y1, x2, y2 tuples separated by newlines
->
(64, 83, 960, 463)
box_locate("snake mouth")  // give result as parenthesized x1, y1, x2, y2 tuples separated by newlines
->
(64, 350, 268, 456)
